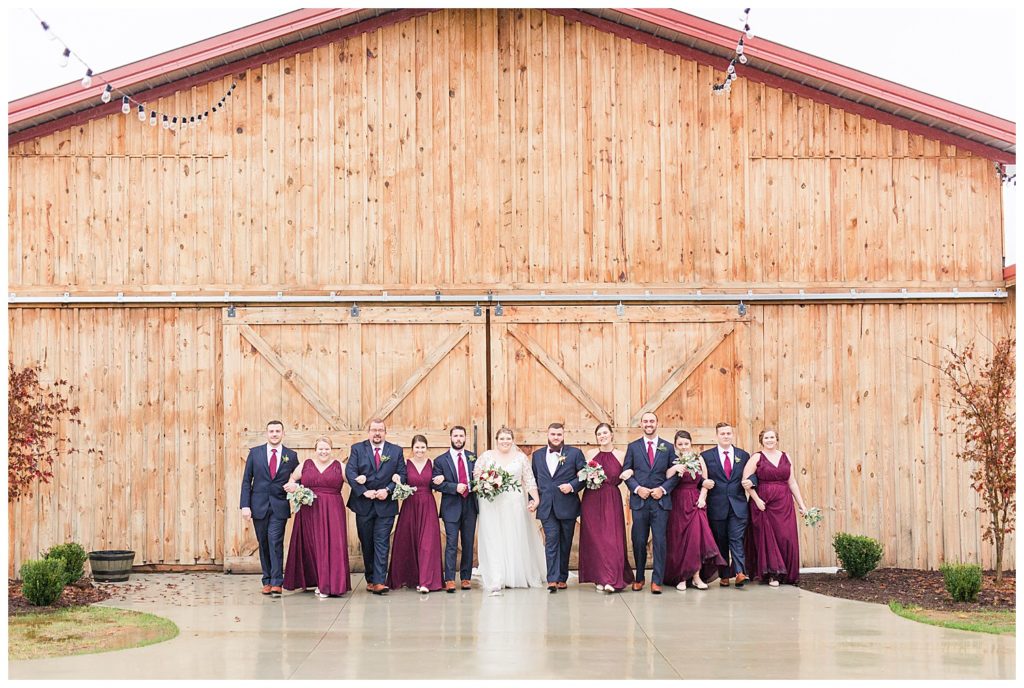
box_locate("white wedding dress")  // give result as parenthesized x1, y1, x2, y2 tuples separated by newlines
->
(475, 449, 547, 593)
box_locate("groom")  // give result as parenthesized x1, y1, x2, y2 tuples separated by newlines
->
(431, 425, 478, 592)
(529, 423, 585, 593)
(239, 420, 297, 596)
(345, 418, 407, 595)
(622, 412, 679, 594)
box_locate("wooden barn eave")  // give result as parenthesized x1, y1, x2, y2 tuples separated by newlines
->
(7, 7, 1016, 163)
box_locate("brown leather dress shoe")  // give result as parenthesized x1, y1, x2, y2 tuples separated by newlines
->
(370, 583, 389, 595)
(651, 583, 662, 594)
(632, 581, 645, 591)
(734, 573, 748, 588)
(270, 586, 283, 595)
(556, 582, 567, 590)
(719, 578, 730, 587)
(461, 580, 471, 590)
(445, 580, 456, 593)
(366, 583, 374, 592)
(262, 585, 273, 595)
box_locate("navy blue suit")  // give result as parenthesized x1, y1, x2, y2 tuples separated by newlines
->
(432, 449, 479, 582)
(622, 436, 680, 585)
(701, 445, 753, 578)
(531, 445, 585, 584)
(345, 440, 407, 585)
(239, 444, 297, 586)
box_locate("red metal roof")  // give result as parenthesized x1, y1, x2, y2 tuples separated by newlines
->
(8, 7, 1017, 161)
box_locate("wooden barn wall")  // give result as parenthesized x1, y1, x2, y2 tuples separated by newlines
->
(8, 301, 1014, 572)
(8, 307, 223, 573)
(8, 8, 1005, 294)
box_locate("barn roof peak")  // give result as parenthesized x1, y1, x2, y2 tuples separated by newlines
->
(8, 7, 1016, 160)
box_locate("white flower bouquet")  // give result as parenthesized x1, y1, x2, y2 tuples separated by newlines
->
(287, 485, 316, 514)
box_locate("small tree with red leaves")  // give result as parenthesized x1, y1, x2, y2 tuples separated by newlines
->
(938, 337, 1016, 583)
(8, 363, 85, 502)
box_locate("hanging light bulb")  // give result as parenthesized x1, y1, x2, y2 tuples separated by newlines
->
(736, 43, 745, 55)
(150, 110, 158, 126)
(171, 116, 178, 130)
(138, 104, 146, 121)
(739, 54, 748, 64)
(727, 63, 736, 75)
(59, 47, 71, 67)
(121, 96, 131, 114)
(81, 68, 93, 88)
(745, 28, 755, 39)
(190, 116, 196, 128)
(101, 84, 113, 103)
(162, 114, 170, 129)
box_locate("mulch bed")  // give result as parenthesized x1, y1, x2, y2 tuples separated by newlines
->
(800, 567, 1015, 612)
(8, 577, 112, 616)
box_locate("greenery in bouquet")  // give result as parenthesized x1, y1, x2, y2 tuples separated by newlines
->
(287, 485, 316, 513)
(391, 481, 417, 501)
(673, 450, 702, 479)
(802, 506, 823, 527)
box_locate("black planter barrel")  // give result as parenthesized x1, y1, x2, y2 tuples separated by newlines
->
(88, 550, 135, 582)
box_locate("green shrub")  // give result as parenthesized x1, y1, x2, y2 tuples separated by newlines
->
(940, 562, 983, 602)
(20, 558, 67, 606)
(833, 532, 883, 578)
(43, 542, 88, 586)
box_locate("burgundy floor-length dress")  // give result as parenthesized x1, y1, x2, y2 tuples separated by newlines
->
(664, 468, 726, 586)
(578, 451, 635, 589)
(745, 452, 801, 584)
(283, 459, 352, 595)
(386, 460, 443, 591)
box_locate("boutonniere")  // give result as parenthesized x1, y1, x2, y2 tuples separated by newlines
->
(552, 452, 565, 466)
(657, 442, 671, 454)
(465, 452, 475, 461)
(732, 453, 741, 465)
(380, 453, 393, 464)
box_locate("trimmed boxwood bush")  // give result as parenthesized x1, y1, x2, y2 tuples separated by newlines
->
(940, 562, 983, 602)
(20, 558, 67, 606)
(833, 532, 883, 578)
(43, 542, 88, 586)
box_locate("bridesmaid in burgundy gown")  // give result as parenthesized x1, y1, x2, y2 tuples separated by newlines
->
(741, 428, 809, 586)
(282, 437, 352, 597)
(663, 430, 725, 590)
(386, 435, 443, 593)
(578, 423, 635, 592)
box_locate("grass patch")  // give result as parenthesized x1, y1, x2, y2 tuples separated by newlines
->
(8, 605, 178, 660)
(889, 601, 1015, 636)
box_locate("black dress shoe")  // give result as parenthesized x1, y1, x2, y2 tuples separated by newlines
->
(547, 585, 558, 594)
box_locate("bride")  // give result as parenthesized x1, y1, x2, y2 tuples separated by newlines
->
(474, 426, 547, 594)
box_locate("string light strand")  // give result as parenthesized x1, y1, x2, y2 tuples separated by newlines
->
(29, 9, 236, 133)
(712, 8, 753, 96)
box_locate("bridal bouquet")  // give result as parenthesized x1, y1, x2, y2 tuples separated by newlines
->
(577, 460, 608, 490)
(287, 485, 316, 514)
(673, 450, 702, 479)
(473, 465, 520, 502)
(391, 481, 417, 501)
(802, 506, 823, 527)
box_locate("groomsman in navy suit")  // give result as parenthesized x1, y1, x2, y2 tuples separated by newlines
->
(622, 412, 680, 594)
(239, 420, 297, 596)
(529, 423, 585, 593)
(431, 426, 478, 592)
(701, 422, 754, 587)
(345, 418, 407, 594)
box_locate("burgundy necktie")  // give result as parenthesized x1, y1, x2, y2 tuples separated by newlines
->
(374, 447, 381, 470)
(457, 452, 468, 499)
(647, 441, 654, 467)
(269, 448, 278, 479)
(723, 450, 731, 479)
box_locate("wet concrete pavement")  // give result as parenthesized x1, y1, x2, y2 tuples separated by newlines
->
(8, 572, 1015, 680)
